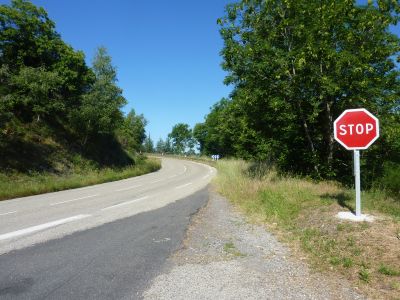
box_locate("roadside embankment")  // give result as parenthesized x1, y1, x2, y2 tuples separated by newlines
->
(0, 157, 161, 201)
(214, 160, 400, 300)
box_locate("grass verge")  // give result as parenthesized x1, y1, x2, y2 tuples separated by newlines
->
(0, 157, 161, 200)
(215, 159, 400, 300)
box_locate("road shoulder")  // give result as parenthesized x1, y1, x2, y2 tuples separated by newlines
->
(144, 187, 365, 300)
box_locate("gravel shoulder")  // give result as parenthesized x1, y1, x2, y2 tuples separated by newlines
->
(143, 187, 366, 300)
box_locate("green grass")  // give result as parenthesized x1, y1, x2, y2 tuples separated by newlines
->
(0, 157, 161, 200)
(378, 264, 400, 276)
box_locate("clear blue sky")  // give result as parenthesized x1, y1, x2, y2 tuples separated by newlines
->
(1, 0, 398, 142)
(0, 0, 233, 142)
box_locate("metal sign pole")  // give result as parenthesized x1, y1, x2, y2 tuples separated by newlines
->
(354, 150, 361, 217)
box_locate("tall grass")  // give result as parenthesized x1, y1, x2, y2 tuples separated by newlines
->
(0, 158, 160, 200)
(215, 160, 399, 223)
(214, 159, 400, 299)
(215, 160, 338, 226)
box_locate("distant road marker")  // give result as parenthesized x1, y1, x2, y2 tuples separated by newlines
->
(0, 214, 91, 241)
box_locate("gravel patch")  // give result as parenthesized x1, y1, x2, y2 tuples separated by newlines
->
(143, 188, 366, 300)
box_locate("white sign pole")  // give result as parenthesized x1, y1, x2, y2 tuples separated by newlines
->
(354, 150, 361, 217)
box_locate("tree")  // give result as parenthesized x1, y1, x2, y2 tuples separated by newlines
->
(71, 47, 126, 145)
(117, 109, 147, 153)
(217, 0, 400, 179)
(155, 138, 165, 153)
(168, 123, 192, 154)
(164, 137, 172, 153)
(193, 123, 207, 154)
(0, 0, 92, 125)
(143, 134, 154, 153)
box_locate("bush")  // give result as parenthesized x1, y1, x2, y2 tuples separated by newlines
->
(376, 162, 400, 198)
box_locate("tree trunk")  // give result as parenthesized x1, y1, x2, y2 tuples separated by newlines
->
(297, 101, 320, 176)
(324, 100, 334, 169)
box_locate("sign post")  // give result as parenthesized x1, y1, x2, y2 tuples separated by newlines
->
(333, 108, 379, 220)
(354, 150, 361, 217)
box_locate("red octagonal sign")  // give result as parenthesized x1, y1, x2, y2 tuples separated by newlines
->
(334, 108, 379, 150)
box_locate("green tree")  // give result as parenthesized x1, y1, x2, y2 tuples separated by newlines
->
(164, 137, 172, 153)
(155, 138, 165, 153)
(168, 123, 192, 154)
(143, 134, 154, 153)
(193, 123, 207, 154)
(217, 0, 400, 179)
(0, 0, 92, 125)
(201, 98, 239, 157)
(71, 47, 126, 145)
(117, 109, 147, 153)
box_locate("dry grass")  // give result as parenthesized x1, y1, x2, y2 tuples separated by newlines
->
(214, 159, 400, 300)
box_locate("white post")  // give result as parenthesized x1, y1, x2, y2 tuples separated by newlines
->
(354, 150, 361, 217)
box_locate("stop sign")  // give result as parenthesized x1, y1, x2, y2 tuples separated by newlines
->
(334, 108, 379, 150)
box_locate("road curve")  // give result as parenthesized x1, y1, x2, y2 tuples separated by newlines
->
(0, 157, 216, 255)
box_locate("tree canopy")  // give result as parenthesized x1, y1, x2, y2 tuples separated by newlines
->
(0, 0, 147, 170)
(196, 0, 400, 184)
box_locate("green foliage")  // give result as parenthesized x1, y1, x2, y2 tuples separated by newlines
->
(0, 0, 93, 119)
(374, 162, 400, 197)
(117, 109, 147, 153)
(143, 134, 154, 153)
(193, 122, 207, 153)
(378, 264, 400, 276)
(155, 137, 172, 154)
(204, 0, 400, 185)
(359, 267, 371, 283)
(168, 123, 193, 154)
(70, 47, 126, 145)
(0, 1, 146, 173)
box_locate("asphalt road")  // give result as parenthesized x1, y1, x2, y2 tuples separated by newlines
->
(0, 158, 215, 299)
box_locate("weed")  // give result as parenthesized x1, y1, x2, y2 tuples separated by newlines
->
(329, 257, 341, 266)
(342, 257, 354, 268)
(359, 267, 370, 283)
(378, 264, 400, 276)
(223, 242, 246, 257)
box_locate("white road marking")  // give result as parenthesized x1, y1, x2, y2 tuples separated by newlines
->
(0, 214, 91, 241)
(50, 194, 99, 206)
(0, 211, 17, 216)
(151, 179, 163, 184)
(115, 184, 143, 192)
(175, 182, 192, 189)
(101, 196, 149, 211)
(184, 166, 187, 172)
